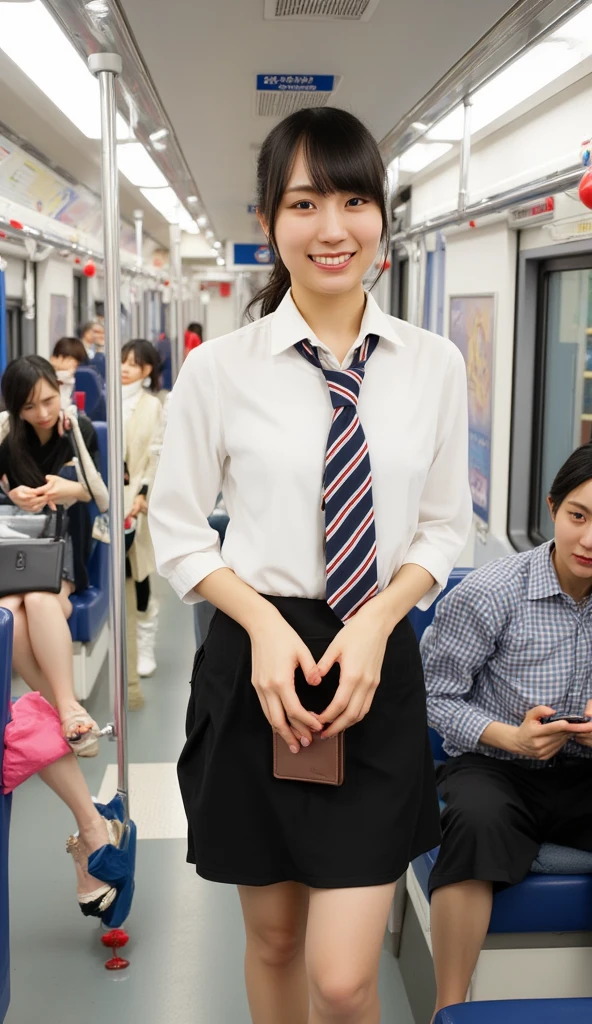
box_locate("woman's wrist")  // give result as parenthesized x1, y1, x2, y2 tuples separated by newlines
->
(480, 721, 520, 755)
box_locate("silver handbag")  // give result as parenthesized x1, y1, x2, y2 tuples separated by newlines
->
(0, 507, 67, 597)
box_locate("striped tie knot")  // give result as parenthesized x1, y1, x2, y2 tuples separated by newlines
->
(295, 333, 380, 622)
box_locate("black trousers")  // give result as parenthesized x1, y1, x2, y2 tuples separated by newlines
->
(428, 753, 592, 894)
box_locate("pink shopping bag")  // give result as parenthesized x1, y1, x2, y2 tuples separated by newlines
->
(2, 691, 70, 794)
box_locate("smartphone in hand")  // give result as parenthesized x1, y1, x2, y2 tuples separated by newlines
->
(540, 713, 592, 725)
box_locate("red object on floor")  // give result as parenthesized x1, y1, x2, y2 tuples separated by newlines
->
(101, 928, 130, 971)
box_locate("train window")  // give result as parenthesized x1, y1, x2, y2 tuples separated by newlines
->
(390, 246, 409, 320)
(531, 255, 592, 544)
(5, 300, 23, 362)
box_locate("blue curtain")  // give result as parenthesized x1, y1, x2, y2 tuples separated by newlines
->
(0, 268, 6, 375)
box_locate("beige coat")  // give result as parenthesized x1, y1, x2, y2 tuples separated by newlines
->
(124, 392, 164, 583)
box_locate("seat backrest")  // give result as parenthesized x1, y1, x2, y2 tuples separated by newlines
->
(86, 422, 108, 590)
(74, 367, 106, 421)
(411, 567, 475, 762)
(0, 608, 13, 1023)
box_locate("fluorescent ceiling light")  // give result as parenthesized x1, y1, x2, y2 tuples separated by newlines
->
(140, 186, 199, 233)
(399, 142, 452, 174)
(205, 229, 214, 239)
(212, 241, 222, 250)
(0, 1, 128, 140)
(216, 257, 226, 266)
(197, 216, 208, 228)
(427, 7, 592, 143)
(187, 196, 198, 204)
(118, 143, 168, 188)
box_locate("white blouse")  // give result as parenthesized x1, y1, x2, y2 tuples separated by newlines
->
(149, 290, 472, 612)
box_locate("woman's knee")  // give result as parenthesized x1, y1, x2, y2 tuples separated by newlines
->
(247, 922, 303, 969)
(0, 594, 23, 614)
(309, 970, 374, 1018)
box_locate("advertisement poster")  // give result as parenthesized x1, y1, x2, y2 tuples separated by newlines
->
(449, 295, 495, 525)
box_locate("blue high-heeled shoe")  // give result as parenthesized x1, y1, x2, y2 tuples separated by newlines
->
(86, 795, 137, 928)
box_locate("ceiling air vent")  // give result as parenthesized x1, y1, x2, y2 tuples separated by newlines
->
(256, 74, 341, 116)
(264, 0, 381, 20)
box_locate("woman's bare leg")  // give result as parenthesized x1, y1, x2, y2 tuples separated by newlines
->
(306, 882, 396, 1024)
(238, 882, 309, 1024)
(4, 598, 55, 705)
(39, 754, 111, 896)
(21, 584, 94, 734)
(430, 881, 493, 1017)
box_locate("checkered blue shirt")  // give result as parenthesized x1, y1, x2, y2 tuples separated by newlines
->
(423, 541, 592, 764)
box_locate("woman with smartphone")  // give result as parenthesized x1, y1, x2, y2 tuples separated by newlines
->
(149, 106, 472, 1024)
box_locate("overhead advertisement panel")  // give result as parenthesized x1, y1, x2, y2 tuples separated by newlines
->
(257, 74, 335, 93)
(231, 243, 275, 267)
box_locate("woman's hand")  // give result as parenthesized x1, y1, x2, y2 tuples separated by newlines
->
(130, 494, 148, 518)
(315, 601, 393, 739)
(32, 475, 82, 511)
(5, 478, 48, 513)
(249, 609, 324, 753)
(56, 410, 71, 437)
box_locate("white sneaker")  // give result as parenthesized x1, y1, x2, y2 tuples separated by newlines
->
(137, 615, 157, 677)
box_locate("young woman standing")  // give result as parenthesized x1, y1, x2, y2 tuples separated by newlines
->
(149, 107, 472, 1023)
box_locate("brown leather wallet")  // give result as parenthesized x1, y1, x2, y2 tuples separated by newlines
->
(273, 731, 344, 786)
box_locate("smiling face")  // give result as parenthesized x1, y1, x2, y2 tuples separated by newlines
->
(548, 480, 592, 594)
(19, 377, 61, 433)
(269, 147, 384, 300)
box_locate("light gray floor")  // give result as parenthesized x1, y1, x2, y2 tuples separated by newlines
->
(6, 579, 415, 1023)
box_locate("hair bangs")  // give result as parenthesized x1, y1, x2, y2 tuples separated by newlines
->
(300, 123, 385, 206)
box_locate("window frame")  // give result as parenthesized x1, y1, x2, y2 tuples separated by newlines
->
(509, 239, 592, 552)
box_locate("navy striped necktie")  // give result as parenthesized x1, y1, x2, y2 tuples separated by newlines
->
(296, 334, 380, 622)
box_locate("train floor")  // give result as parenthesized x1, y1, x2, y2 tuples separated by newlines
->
(6, 578, 415, 1024)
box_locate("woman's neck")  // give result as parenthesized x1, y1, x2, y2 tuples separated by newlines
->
(290, 282, 366, 363)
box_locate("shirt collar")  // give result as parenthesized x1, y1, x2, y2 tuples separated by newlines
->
(528, 541, 564, 601)
(269, 289, 404, 357)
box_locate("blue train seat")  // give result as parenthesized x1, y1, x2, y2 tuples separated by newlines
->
(0, 609, 14, 1023)
(74, 366, 106, 421)
(68, 422, 109, 698)
(434, 999, 592, 1023)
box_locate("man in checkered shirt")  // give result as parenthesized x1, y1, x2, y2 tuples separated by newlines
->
(422, 442, 592, 1016)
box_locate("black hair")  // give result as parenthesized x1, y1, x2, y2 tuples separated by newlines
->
(53, 336, 89, 365)
(246, 106, 389, 320)
(121, 339, 161, 392)
(187, 322, 203, 336)
(548, 442, 592, 515)
(1, 355, 66, 487)
(78, 321, 95, 339)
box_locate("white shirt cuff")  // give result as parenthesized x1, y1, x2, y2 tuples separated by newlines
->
(168, 551, 228, 605)
(401, 542, 452, 611)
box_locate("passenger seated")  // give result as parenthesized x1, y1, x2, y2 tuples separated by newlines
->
(50, 335, 101, 411)
(0, 356, 104, 749)
(0, 356, 123, 919)
(423, 442, 592, 1017)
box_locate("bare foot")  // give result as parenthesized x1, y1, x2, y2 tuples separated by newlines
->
(58, 701, 98, 741)
(71, 815, 111, 898)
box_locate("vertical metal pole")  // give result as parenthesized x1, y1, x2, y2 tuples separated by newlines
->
(89, 52, 129, 819)
(169, 221, 184, 380)
(458, 97, 472, 214)
(134, 209, 145, 338)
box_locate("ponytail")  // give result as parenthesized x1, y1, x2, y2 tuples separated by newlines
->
(246, 256, 291, 320)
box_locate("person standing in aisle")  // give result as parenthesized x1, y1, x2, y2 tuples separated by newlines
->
(149, 106, 472, 1024)
(121, 339, 164, 696)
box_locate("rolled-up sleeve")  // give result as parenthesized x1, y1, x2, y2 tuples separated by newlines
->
(149, 345, 226, 604)
(423, 580, 498, 754)
(402, 344, 472, 610)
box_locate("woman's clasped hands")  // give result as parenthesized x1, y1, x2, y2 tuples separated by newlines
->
(3, 473, 79, 513)
(249, 601, 392, 752)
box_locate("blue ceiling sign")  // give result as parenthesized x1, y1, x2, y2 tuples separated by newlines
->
(233, 243, 275, 266)
(257, 75, 335, 93)
(247, 204, 258, 214)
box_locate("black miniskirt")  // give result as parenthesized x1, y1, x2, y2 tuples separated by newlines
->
(177, 596, 441, 889)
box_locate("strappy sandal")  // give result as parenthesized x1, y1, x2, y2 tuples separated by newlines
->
(66, 817, 125, 919)
(61, 710, 100, 758)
